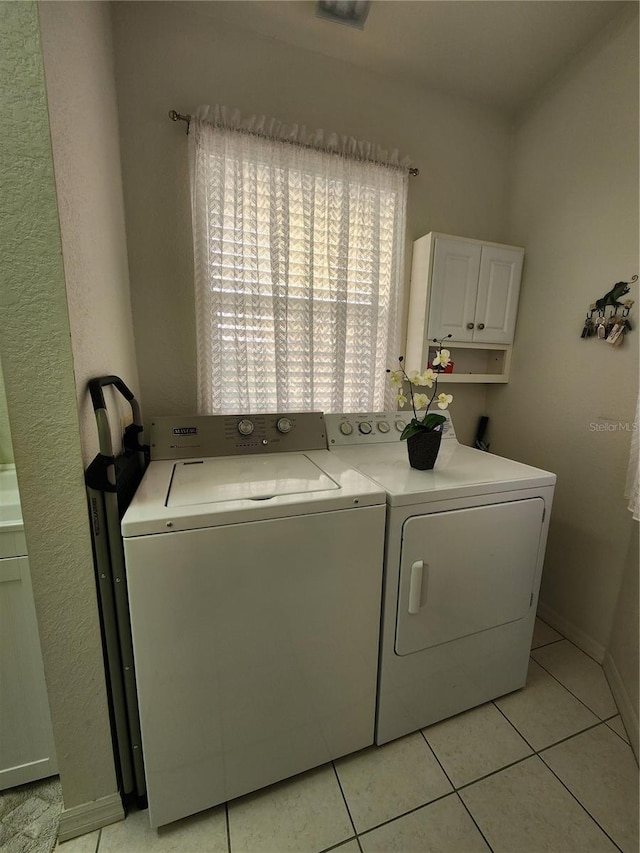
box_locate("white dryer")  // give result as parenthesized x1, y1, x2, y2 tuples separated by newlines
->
(121, 412, 386, 827)
(325, 412, 556, 746)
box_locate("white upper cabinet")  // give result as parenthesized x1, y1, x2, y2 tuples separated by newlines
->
(425, 235, 523, 344)
(427, 238, 481, 342)
(405, 233, 524, 380)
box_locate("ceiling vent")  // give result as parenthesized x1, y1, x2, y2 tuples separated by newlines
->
(316, 0, 372, 29)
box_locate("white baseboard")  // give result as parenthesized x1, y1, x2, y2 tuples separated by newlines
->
(536, 601, 606, 663)
(603, 651, 639, 762)
(57, 792, 124, 843)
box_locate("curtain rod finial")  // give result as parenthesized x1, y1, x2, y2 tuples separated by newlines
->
(169, 110, 191, 134)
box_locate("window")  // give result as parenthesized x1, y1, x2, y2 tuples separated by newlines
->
(190, 112, 408, 414)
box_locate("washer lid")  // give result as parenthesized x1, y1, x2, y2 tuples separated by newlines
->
(331, 443, 556, 506)
(167, 454, 339, 507)
(122, 449, 385, 536)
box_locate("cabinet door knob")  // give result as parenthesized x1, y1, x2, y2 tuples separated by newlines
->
(478, 323, 485, 330)
(466, 322, 475, 330)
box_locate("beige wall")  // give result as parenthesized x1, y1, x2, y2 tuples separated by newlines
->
(605, 523, 639, 758)
(111, 0, 514, 447)
(0, 0, 118, 813)
(488, 9, 639, 659)
(0, 362, 14, 464)
(39, 1, 140, 467)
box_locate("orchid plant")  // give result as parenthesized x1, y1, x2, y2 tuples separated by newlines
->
(387, 336, 454, 440)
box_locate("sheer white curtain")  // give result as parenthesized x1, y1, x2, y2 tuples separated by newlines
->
(189, 106, 408, 414)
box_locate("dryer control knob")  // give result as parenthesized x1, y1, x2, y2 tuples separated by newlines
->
(276, 417, 293, 434)
(339, 422, 353, 435)
(237, 419, 254, 436)
(359, 422, 372, 435)
(377, 421, 390, 433)
(395, 420, 406, 432)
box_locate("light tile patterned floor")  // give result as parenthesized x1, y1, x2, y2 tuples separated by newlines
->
(57, 618, 638, 853)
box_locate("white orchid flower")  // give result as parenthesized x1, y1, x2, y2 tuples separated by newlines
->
(436, 392, 453, 410)
(413, 393, 429, 410)
(419, 368, 435, 388)
(396, 393, 408, 407)
(389, 370, 404, 387)
(433, 349, 451, 368)
(408, 368, 434, 388)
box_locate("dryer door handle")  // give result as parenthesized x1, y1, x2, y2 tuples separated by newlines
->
(408, 560, 426, 614)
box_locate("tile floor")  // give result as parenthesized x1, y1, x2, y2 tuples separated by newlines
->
(57, 618, 638, 853)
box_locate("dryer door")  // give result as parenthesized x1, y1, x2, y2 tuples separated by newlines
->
(395, 498, 544, 656)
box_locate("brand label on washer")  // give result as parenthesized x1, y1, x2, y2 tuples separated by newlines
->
(173, 427, 198, 436)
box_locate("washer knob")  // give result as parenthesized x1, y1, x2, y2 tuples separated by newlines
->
(237, 419, 254, 436)
(395, 420, 406, 432)
(359, 422, 372, 435)
(276, 417, 292, 434)
(339, 422, 353, 435)
(377, 421, 390, 433)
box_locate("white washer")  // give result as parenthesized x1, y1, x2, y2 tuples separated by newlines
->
(122, 412, 386, 828)
(325, 411, 556, 745)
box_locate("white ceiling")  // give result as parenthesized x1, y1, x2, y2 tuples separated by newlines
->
(197, 1, 633, 115)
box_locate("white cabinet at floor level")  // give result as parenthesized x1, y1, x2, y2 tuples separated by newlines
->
(0, 466, 57, 790)
(406, 233, 524, 377)
(0, 551, 58, 790)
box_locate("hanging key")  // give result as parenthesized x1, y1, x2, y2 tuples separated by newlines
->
(606, 320, 625, 346)
(581, 305, 596, 338)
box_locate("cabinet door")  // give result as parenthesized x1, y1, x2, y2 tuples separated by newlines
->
(427, 238, 481, 343)
(0, 556, 58, 789)
(473, 245, 523, 344)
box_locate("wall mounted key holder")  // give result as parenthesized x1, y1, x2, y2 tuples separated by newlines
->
(581, 275, 637, 346)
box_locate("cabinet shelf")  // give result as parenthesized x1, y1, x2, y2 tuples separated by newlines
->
(427, 342, 512, 384)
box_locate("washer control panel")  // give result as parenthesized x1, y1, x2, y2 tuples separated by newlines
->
(325, 411, 456, 446)
(150, 412, 326, 460)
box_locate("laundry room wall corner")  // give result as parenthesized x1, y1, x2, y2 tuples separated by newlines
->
(38, 0, 141, 469)
(486, 7, 639, 657)
(603, 521, 639, 761)
(0, 0, 121, 827)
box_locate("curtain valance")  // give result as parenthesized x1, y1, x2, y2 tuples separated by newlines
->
(192, 104, 413, 173)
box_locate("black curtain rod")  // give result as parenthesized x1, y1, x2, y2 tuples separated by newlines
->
(168, 110, 419, 176)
